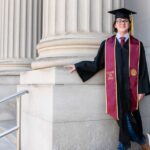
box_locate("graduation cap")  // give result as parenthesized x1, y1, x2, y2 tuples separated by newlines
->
(108, 8, 137, 35)
(108, 8, 136, 19)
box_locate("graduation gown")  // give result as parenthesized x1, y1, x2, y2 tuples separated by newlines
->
(74, 36, 150, 148)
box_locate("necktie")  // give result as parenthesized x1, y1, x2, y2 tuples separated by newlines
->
(120, 37, 125, 47)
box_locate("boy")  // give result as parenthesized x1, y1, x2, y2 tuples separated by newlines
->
(65, 8, 150, 150)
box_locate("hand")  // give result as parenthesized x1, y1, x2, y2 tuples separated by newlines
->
(64, 64, 76, 73)
(138, 93, 145, 101)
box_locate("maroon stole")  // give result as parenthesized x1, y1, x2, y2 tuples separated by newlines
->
(105, 35, 140, 120)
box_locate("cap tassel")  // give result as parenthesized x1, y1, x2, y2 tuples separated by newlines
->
(130, 15, 134, 35)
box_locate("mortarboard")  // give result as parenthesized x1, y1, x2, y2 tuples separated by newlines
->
(108, 8, 137, 35)
(108, 8, 136, 19)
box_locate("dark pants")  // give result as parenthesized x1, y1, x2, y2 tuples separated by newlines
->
(117, 113, 146, 150)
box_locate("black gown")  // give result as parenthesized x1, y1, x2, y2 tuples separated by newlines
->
(74, 37, 150, 148)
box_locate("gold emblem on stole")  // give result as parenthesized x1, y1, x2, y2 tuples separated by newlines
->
(131, 68, 137, 76)
(107, 71, 114, 80)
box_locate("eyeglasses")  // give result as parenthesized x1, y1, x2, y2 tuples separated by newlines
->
(116, 19, 129, 24)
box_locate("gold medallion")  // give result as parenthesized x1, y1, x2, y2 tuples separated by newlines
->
(131, 68, 137, 76)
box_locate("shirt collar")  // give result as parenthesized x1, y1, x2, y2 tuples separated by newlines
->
(116, 32, 129, 41)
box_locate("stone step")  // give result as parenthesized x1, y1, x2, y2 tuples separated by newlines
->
(0, 137, 16, 150)
(0, 120, 16, 150)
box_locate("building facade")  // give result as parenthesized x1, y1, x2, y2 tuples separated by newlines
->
(0, 0, 150, 149)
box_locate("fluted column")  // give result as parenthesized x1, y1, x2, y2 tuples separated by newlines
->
(32, 0, 124, 69)
(0, 0, 42, 73)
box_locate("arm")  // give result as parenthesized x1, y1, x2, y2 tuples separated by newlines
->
(138, 41, 150, 96)
(74, 40, 105, 82)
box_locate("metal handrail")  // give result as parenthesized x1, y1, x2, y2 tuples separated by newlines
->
(0, 90, 28, 104)
(0, 126, 19, 138)
(0, 90, 29, 150)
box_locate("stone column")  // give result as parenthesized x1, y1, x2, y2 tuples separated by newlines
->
(0, 0, 42, 121)
(32, 0, 124, 69)
(0, 0, 42, 73)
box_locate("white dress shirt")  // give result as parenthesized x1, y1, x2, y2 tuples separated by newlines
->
(116, 32, 129, 43)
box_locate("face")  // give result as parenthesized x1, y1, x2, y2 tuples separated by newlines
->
(114, 18, 130, 33)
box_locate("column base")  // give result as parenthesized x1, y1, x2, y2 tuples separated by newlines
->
(33, 33, 111, 70)
(0, 59, 33, 74)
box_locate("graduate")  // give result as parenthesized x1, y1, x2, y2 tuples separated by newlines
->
(65, 8, 150, 150)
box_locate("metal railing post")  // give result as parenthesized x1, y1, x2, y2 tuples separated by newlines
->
(16, 96, 21, 150)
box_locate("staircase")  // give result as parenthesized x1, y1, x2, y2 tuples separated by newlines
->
(0, 90, 28, 150)
(0, 120, 16, 150)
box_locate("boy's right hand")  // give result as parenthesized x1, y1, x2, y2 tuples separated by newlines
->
(64, 65, 76, 73)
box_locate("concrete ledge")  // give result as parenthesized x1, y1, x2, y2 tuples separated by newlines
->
(20, 67, 105, 85)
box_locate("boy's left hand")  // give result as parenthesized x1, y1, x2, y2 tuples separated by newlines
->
(138, 93, 145, 101)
